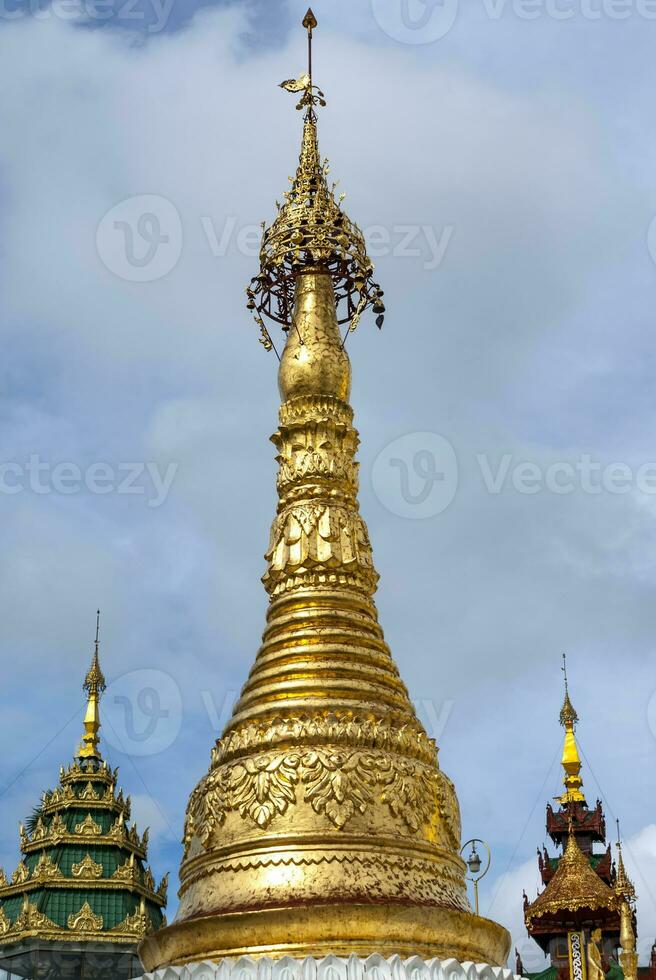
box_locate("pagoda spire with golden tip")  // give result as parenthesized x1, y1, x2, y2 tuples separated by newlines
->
(0, 616, 166, 978)
(78, 609, 107, 763)
(558, 654, 585, 804)
(140, 13, 509, 973)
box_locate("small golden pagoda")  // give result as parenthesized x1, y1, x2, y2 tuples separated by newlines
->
(521, 663, 639, 980)
(0, 615, 167, 979)
(140, 12, 510, 975)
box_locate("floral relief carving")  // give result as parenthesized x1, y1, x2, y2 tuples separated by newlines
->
(186, 747, 444, 849)
(300, 750, 377, 829)
(378, 758, 438, 833)
(226, 754, 301, 828)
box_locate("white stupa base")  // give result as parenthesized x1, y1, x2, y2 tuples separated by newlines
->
(139, 954, 524, 980)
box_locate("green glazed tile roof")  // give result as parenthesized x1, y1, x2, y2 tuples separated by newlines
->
(0, 759, 166, 945)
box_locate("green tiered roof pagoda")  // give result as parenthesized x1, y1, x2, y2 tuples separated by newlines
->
(0, 614, 167, 979)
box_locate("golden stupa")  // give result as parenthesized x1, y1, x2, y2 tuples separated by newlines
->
(140, 12, 510, 972)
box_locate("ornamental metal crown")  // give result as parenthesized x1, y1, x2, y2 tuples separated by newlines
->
(246, 13, 384, 351)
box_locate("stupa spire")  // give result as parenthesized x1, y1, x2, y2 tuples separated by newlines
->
(140, 15, 509, 972)
(615, 822, 636, 903)
(78, 609, 106, 763)
(558, 654, 585, 804)
(615, 823, 639, 980)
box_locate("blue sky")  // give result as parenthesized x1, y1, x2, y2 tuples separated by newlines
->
(1, 0, 656, 969)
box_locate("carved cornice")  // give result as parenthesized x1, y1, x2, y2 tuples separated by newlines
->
(21, 815, 147, 857)
(60, 763, 118, 786)
(212, 715, 437, 769)
(41, 781, 130, 818)
(0, 870, 166, 905)
(0, 897, 159, 944)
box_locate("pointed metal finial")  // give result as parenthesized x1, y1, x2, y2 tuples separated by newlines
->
(78, 611, 107, 762)
(278, 10, 325, 112)
(303, 8, 317, 32)
(617, 818, 622, 847)
(303, 8, 317, 85)
(559, 654, 578, 728)
(249, 5, 383, 345)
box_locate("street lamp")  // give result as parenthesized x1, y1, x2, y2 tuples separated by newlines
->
(461, 838, 491, 916)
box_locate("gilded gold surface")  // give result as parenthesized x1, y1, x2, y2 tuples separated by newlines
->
(144, 267, 509, 966)
(78, 612, 106, 761)
(140, 904, 509, 967)
(616, 845, 638, 980)
(619, 902, 638, 980)
(142, 17, 510, 971)
(587, 929, 605, 980)
(525, 833, 617, 926)
(245, 23, 384, 346)
(0, 896, 155, 946)
(558, 673, 585, 805)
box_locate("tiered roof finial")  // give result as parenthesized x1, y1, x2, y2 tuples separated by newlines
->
(558, 654, 585, 804)
(78, 609, 107, 763)
(559, 652, 578, 727)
